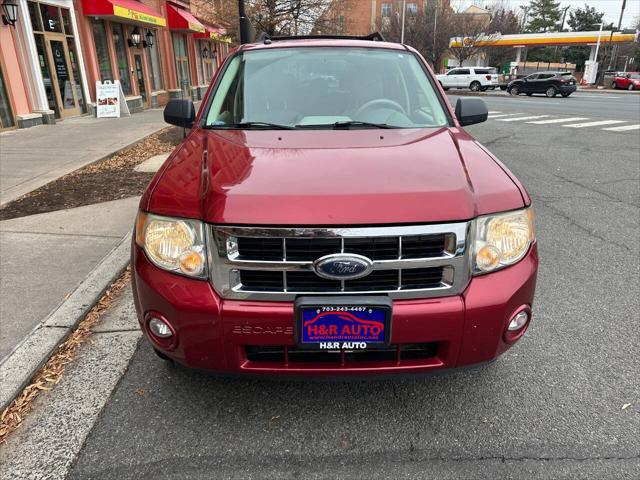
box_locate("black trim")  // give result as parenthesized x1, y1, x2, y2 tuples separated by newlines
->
(257, 32, 386, 43)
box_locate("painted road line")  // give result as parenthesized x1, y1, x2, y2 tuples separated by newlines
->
(602, 124, 640, 132)
(574, 95, 622, 99)
(563, 120, 626, 128)
(488, 111, 502, 114)
(527, 117, 589, 124)
(497, 115, 550, 122)
(489, 113, 523, 118)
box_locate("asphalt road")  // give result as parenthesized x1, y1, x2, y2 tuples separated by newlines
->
(13, 93, 640, 479)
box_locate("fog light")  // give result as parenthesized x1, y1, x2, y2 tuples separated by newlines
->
(508, 311, 529, 331)
(149, 317, 173, 338)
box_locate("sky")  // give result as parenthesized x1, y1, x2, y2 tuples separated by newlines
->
(456, 0, 640, 29)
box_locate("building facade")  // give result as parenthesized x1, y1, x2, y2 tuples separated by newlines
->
(0, 0, 231, 131)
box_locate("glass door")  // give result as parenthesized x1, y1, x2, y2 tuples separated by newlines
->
(132, 52, 148, 106)
(46, 36, 81, 117)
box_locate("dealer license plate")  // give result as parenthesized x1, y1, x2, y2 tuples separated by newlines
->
(295, 296, 392, 349)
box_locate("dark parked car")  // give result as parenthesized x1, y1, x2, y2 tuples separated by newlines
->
(508, 72, 577, 98)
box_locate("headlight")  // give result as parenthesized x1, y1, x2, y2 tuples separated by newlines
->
(135, 211, 207, 278)
(473, 208, 534, 274)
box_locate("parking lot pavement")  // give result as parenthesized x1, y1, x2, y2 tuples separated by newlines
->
(3, 96, 639, 479)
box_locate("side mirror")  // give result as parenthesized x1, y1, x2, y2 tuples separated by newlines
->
(455, 98, 488, 127)
(163, 99, 195, 128)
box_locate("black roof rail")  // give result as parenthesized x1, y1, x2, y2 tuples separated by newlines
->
(256, 32, 387, 44)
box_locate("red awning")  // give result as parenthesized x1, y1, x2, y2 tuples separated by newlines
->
(167, 4, 205, 33)
(194, 23, 228, 41)
(82, 0, 166, 27)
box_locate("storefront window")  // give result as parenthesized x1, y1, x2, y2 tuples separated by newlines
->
(198, 40, 217, 83)
(40, 3, 62, 33)
(112, 23, 132, 95)
(196, 41, 204, 85)
(60, 8, 71, 35)
(91, 19, 113, 83)
(0, 66, 14, 129)
(146, 29, 163, 91)
(28, 1, 41, 31)
(172, 33, 191, 97)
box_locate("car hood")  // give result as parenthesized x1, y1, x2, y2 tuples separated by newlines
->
(147, 127, 526, 225)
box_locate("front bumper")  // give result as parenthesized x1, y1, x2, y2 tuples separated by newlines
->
(132, 243, 538, 376)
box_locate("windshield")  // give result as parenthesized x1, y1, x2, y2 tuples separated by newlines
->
(204, 47, 449, 129)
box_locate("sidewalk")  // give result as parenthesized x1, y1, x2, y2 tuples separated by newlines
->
(0, 110, 171, 410)
(0, 108, 167, 205)
(0, 197, 139, 361)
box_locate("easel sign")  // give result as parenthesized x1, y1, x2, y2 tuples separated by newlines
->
(96, 80, 131, 118)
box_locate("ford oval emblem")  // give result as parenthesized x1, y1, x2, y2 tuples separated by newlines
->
(313, 254, 374, 281)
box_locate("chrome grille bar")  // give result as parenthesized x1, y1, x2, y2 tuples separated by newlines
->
(208, 223, 471, 301)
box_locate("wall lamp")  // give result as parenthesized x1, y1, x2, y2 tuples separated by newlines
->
(143, 29, 154, 48)
(128, 26, 142, 47)
(2, 0, 18, 27)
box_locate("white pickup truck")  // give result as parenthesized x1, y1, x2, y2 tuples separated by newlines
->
(436, 67, 499, 92)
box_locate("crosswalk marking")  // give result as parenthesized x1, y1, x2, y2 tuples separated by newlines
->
(602, 124, 640, 132)
(527, 117, 589, 124)
(485, 112, 637, 133)
(497, 115, 550, 122)
(563, 120, 626, 128)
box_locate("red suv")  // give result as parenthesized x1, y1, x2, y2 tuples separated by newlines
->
(132, 34, 538, 376)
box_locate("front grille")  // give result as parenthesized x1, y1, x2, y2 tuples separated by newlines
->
(237, 235, 447, 261)
(245, 343, 438, 364)
(239, 268, 444, 292)
(209, 223, 470, 300)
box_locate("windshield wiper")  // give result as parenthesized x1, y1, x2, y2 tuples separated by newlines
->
(296, 121, 397, 129)
(205, 121, 296, 130)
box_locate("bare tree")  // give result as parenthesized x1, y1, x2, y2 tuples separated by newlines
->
(448, 10, 499, 66)
(375, 2, 456, 71)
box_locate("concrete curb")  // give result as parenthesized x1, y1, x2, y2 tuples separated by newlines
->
(0, 232, 132, 411)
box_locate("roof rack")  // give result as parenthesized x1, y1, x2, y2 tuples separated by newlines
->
(256, 32, 387, 44)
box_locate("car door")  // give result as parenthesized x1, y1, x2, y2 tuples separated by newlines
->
(536, 73, 554, 92)
(443, 69, 460, 88)
(521, 74, 538, 92)
(456, 68, 471, 88)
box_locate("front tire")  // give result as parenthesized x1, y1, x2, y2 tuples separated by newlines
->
(470, 81, 481, 92)
(546, 86, 557, 98)
(153, 348, 174, 363)
(509, 86, 519, 96)
(561, 92, 571, 97)
(480, 86, 488, 92)
(628, 83, 635, 91)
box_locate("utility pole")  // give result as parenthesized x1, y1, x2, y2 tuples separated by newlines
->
(519, 6, 529, 33)
(238, 0, 252, 44)
(609, 0, 627, 70)
(559, 6, 570, 31)
(400, 0, 406, 44)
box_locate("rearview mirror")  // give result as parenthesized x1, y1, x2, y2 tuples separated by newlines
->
(455, 98, 488, 127)
(164, 99, 195, 128)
